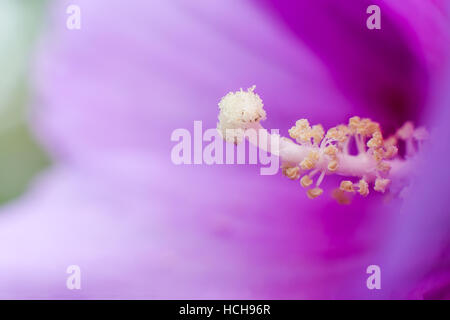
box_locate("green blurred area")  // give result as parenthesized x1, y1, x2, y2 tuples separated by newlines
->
(0, 0, 50, 204)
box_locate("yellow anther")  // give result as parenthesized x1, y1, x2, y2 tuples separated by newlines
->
(372, 148, 384, 162)
(332, 188, 352, 205)
(327, 159, 339, 172)
(361, 119, 380, 136)
(307, 187, 323, 199)
(295, 119, 310, 130)
(309, 150, 319, 161)
(288, 126, 302, 140)
(337, 124, 351, 135)
(289, 119, 326, 146)
(358, 179, 369, 197)
(300, 158, 315, 170)
(384, 145, 398, 159)
(326, 127, 339, 140)
(311, 124, 325, 145)
(283, 166, 300, 180)
(374, 178, 390, 193)
(397, 121, 414, 140)
(377, 161, 391, 173)
(348, 116, 361, 133)
(289, 119, 312, 143)
(340, 180, 355, 193)
(326, 125, 349, 143)
(300, 175, 313, 188)
(367, 131, 383, 149)
(349, 117, 380, 136)
(300, 150, 319, 170)
(384, 136, 398, 148)
(324, 145, 338, 157)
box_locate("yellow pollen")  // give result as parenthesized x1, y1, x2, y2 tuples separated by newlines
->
(373, 148, 384, 162)
(326, 128, 338, 140)
(337, 124, 351, 135)
(348, 116, 361, 133)
(348, 117, 381, 136)
(384, 145, 398, 159)
(309, 150, 319, 161)
(377, 161, 391, 173)
(362, 119, 381, 136)
(374, 178, 390, 193)
(367, 131, 383, 149)
(295, 119, 310, 130)
(332, 188, 352, 205)
(397, 121, 414, 140)
(289, 119, 312, 143)
(358, 179, 369, 197)
(300, 158, 315, 170)
(311, 124, 325, 145)
(307, 187, 323, 199)
(300, 150, 319, 170)
(326, 126, 349, 142)
(340, 180, 355, 193)
(300, 175, 313, 188)
(283, 166, 300, 180)
(324, 145, 338, 157)
(384, 136, 398, 147)
(327, 159, 339, 172)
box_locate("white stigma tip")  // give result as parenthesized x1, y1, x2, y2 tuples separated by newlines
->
(217, 86, 266, 143)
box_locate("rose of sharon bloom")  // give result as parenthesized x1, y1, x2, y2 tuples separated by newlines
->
(0, 0, 448, 299)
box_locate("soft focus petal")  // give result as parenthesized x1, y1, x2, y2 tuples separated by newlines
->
(33, 0, 372, 161)
(373, 44, 450, 299)
(0, 157, 392, 299)
(258, 0, 448, 130)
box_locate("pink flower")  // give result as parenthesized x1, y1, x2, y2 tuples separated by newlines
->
(0, 0, 448, 299)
